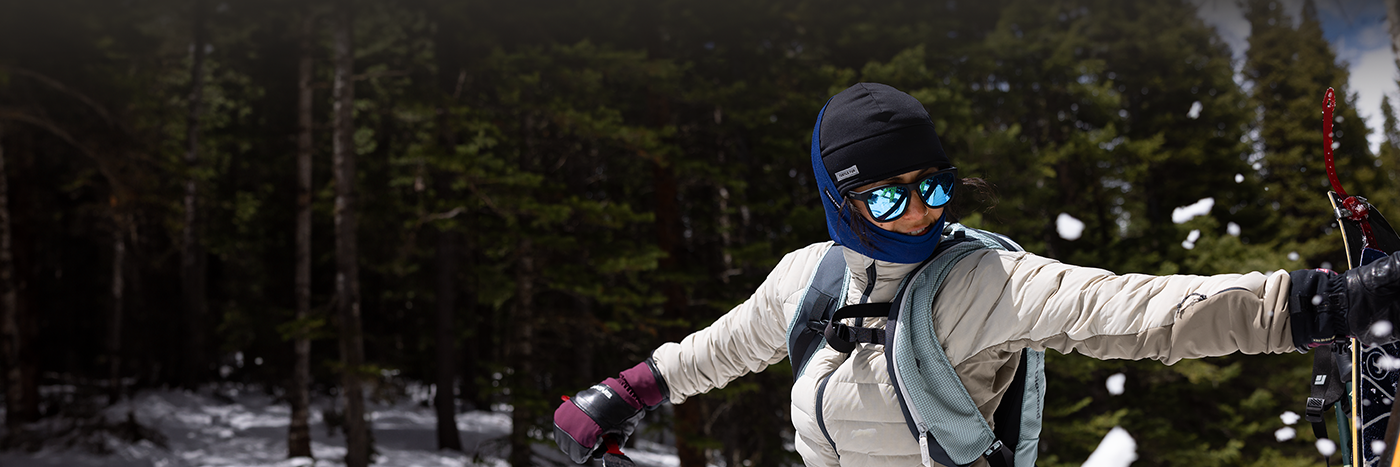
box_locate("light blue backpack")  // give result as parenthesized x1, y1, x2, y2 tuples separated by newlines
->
(786, 223, 1045, 467)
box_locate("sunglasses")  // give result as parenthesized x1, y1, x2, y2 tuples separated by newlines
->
(845, 167, 958, 222)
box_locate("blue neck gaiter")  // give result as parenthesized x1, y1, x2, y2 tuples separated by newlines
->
(811, 103, 944, 264)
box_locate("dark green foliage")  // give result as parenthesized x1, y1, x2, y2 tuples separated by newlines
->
(0, 0, 1390, 465)
(1243, 0, 1379, 268)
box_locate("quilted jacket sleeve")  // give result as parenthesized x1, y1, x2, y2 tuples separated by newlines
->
(651, 243, 832, 404)
(935, 249, 1296, 366)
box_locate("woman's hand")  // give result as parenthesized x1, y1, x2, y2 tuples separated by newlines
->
(552, 360, 668, 464)
(1290, 252, 1400, 348)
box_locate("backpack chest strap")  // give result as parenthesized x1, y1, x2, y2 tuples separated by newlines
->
(823, 303, 892, 353)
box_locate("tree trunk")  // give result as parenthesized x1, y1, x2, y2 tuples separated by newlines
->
(287, 7, 316, 460)
(431, 41, 465, 447)
(645, 89, 705, 467)
(332, 4, 371, 467)
(434, 225, 463, 451)
(507, 237, 535, 467)
(0, 123, 37, 428)
(107, 203, 125, 405)
(654, 159, 706, 467)
(462, 235, 486, 411)
(180, 0, 210, 389)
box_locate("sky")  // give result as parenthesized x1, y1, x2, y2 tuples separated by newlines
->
(1192, 0, 1398, 153)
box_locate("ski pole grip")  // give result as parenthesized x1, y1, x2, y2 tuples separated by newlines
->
(601, 437, 635, 467)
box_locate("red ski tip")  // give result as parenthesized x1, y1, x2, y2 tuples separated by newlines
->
(1322, 87, 1347, 197)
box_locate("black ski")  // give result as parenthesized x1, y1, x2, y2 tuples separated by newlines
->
(1318, 87, 1400, 467)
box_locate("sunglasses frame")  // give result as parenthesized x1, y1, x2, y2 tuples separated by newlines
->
(845, 167, 958, 222)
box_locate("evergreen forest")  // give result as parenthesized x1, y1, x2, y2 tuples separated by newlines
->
(1, 0, 1397, 466)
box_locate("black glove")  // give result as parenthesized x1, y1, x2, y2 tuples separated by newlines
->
(1291, 251, 1400, 348)
(553, 360, 668, 464)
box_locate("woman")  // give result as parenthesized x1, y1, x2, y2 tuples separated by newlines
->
(552, 83, 1400, 466)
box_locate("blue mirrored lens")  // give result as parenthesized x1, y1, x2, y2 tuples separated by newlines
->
(867, 187, 908, 220)
(920, 173, 954, 207)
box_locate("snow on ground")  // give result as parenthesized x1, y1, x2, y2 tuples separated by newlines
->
(0, 387, 680, 467)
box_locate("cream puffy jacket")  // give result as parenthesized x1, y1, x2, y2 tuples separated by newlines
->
(651, 241, 1296, 467)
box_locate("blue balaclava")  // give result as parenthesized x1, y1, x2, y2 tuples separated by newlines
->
(811, 83, 952, 264)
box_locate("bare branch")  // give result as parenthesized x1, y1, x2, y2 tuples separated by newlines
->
(0, 66, 118, 127)
(462, 178, 508, 217)
(0, 109, 126, 192)
(422, 206, 465, 223)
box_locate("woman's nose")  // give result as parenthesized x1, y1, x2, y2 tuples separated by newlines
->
(903, 196, 927, 220)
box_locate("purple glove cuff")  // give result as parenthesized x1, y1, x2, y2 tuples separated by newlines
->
(554, 398, 603, 450)
(601, 378, 642, 410)
(619, 361, 667, 408)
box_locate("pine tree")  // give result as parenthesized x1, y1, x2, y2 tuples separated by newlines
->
(1244, 0, 1377, 268)
(287, 4, 317, 459)
(0, 120, 27, 429)
(1372, 94, 1400, 212)
(331, 3, 371, 465)
(178, 0, 213, 389)
(974, 2, 1318, 465)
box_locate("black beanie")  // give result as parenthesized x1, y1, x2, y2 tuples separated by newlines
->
(818, 83, 950, 195)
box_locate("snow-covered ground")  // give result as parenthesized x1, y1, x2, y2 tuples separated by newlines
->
(0, 387, 681, 467)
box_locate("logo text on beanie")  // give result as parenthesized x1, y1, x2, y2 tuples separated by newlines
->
(835, 165, 860, 182)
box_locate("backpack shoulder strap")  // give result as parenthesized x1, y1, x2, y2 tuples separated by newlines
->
(992, 351, 1029, 455)
(787, 244, 848, 379)
(885, 224, 1043, 467)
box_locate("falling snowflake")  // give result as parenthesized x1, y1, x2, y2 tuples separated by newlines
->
(1318, 439, 1338, 456)
(1057, 213, 1085, 241)
(1106, 373, 1126, 395)
(1082, 427, 1137, 467)
(1182, 230, 1201, 250)
(1172, 198, 1215, 224)
(1372, 320, 1394, 338)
